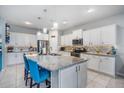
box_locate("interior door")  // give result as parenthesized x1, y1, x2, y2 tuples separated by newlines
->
(59, 65, 78, 88)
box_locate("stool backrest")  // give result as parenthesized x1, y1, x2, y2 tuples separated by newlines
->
(28, 59, 40, 82)
(23, 54, 29, 71)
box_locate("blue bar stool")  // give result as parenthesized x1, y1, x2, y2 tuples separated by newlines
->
(23, 54, 30, 86)
(28, 59, 50, 88)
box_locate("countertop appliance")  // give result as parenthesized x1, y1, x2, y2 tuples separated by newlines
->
(37, 40, 49, 55)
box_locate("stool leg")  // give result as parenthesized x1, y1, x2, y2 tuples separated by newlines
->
(24, 69, 26, 80)
(37, 84, 40, 88)
(30, 78, 33, 88)
(25, 71, 28, 86)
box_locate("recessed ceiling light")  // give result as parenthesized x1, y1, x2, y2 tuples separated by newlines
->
(87, 8, 95, 13)
(43, 28, 47, 34)
(24, 21, 32, 25)
(62, 21, 68, 25)
(53, 22, 58, 29)
(37, 31, 41, 36)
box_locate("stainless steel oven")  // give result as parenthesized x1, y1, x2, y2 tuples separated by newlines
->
(71, 52, 80, 57)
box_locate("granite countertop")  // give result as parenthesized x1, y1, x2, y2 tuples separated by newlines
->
(26, 54, 88, 71)
(81, 52, 117, 57)
(7, 51, 37, 53)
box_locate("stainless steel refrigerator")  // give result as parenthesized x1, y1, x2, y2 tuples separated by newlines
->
(37, 40, 49, 55)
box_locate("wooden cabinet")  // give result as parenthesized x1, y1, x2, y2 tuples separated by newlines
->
(59, 62, 87, 88)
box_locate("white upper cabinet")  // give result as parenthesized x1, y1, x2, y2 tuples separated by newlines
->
(61, 35, 65, 46)
(83, 24, 117, 46)
(72, 29, 83, 39)
(90, 28, 101, 45)
(83, 30, 91, 46)
(61, 34, 73, 46)
(101, 24, 116, 45)
(37, 33, 49, 40)
(9, 32, 37, 47)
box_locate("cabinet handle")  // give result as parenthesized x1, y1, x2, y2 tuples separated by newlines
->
(76, 67, 78, 72)
(79, 66, 80, 71)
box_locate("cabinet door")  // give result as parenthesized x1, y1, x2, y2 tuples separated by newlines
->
(88, 55, 100, 71)
(7, 53, 17, 66)
(43, 34, 49, 40)
(9, 32, 16, 46)
(61, 36, 65, 46)
(78, 62, 87, 88)
(90, 28, 101, 45)
(101, 25, 116, 45)
(32, 35, 37, 47)
(59, 65, 78, 88)
(100, 57, 115, 76)
(83, 31, 91, 46)
(16, 53, 24, 64)
(63, 52, 70, 56)
(72, 29, 83, 39)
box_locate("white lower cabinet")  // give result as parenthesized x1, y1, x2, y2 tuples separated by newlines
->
(77, 62, 87, 88)
(59, 62, 87, 88)
(99, 57, 115, 76)
(88, 55, 100, 71)
(81, 53, 115, 77)
(6, 53, 24, 66)
(60, 51, 70, 56)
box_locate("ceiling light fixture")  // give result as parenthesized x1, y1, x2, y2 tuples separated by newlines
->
(53, 22, 58, 29)
(37, 31, 41, 36)
(43, 9, 48, 34)
(24, 21, 32, 25)
(87, 8, 95, 13)
(43, 28, 47, 34)
(62, 21, 68, 25)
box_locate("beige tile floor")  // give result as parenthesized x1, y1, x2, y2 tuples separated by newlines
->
(0, 64, 124, 88)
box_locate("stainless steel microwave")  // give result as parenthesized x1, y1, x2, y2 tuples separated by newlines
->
(72, 38, 83, 45)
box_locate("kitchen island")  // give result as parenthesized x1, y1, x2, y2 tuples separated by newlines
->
(26, 54, 88, 88)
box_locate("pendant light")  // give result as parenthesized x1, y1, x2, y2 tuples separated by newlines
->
(37, 17, 42, 36)
(43, 9, 48, 34)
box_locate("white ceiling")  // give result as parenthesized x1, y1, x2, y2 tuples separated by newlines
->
(0, 5, 124, 31)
